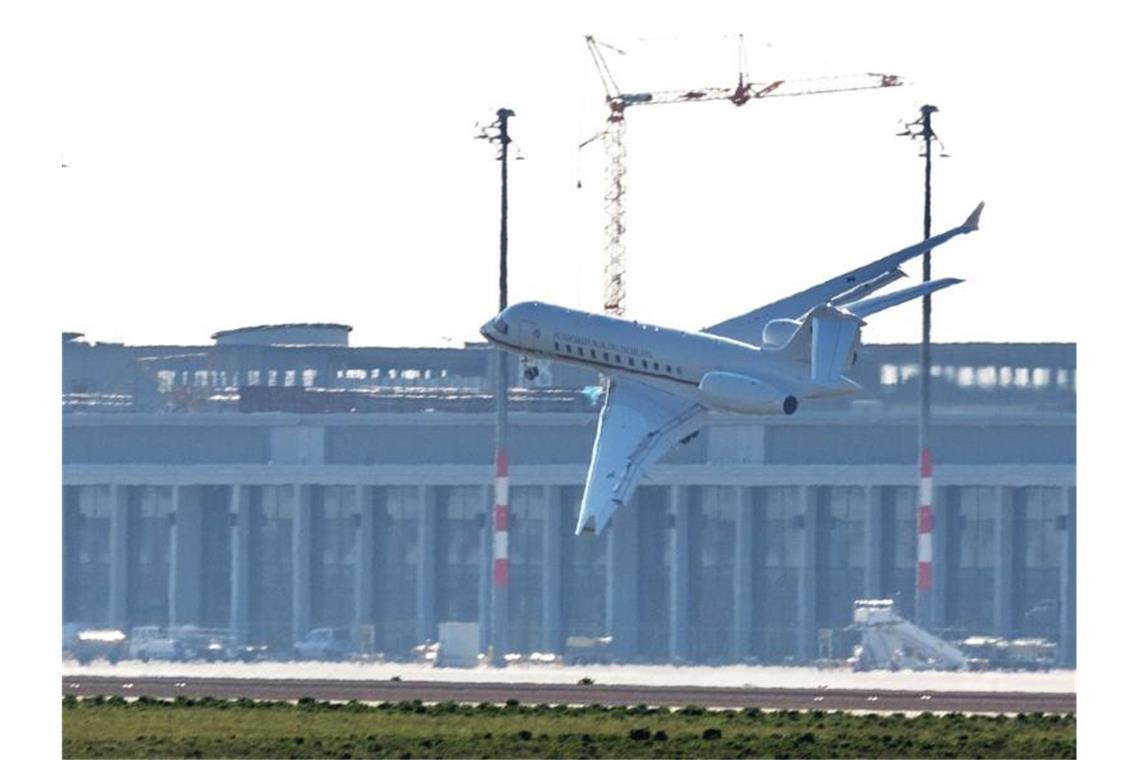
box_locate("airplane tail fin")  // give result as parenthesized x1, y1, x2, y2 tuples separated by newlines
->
(776, 277, 965, 384)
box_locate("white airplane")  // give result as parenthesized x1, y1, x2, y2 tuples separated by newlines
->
(481, 202, 984, 535)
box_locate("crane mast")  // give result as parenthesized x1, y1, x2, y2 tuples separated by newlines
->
(584, 35, 905, 317)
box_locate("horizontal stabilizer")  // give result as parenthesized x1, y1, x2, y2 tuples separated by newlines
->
(845, 277, 964, 318)
(703, 201, 984, 345)
(831, 268, 907, 307)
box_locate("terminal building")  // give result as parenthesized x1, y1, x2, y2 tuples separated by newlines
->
(62, 324, 1076, 666)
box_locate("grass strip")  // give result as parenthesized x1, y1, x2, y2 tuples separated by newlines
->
(62, 695, 1076, 759)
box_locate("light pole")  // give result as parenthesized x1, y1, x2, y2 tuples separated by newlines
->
(477, 108, 514, 665)
(899, 104, 940, 628)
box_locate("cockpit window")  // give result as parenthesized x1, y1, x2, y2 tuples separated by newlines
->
(492, 318, 508, 335)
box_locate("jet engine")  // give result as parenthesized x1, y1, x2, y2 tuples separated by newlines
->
(698, 371, 798, 415)
(761, 318, 800, 348)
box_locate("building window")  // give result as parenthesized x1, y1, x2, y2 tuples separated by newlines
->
(976, 366, 997, 389)
(375, 486, 420, 654)
(554, 341, 560, 352)
(590, 349, 596, 358)
(642, 360, 648, 369)
(948, 487, 996, 634)
(653, 362, 659, 371)
(312, 486, 357, 628)
(603, 352, 609, 361)
(437, 486, 484, 626)
(689, 486, 737, 663)
(250, 485, 294, 647)
(508, 487, 545, 653)
(63, 485, 112, 626)
(751, 487, 803, 662)
(561, 486, 607, 644)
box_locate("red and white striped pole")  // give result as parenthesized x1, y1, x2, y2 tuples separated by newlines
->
(481, 107, 513, 666)
(493, 449, 510, 590)
(916, 447, 934, 624)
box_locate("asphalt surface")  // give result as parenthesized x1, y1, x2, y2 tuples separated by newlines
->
(62, 676, 1076, 714)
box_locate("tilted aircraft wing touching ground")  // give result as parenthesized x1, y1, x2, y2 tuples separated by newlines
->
(576, 379, 706, 535)
(703, 202, 983, 344)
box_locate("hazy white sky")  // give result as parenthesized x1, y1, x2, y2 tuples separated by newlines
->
(7, 1, 1124, 346)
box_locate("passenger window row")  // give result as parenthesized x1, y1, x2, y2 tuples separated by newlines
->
(553, 340, 681, 377)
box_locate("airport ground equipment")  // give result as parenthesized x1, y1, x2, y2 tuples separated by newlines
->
(848, 599, 968, 671)
(437, 622, 480, 668)
(958, 635, 1058, 671)
(582, 35, 904, 317)
(293, 627, 355, 661)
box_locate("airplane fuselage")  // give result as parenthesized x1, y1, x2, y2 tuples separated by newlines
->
(481, 301, 850, 411)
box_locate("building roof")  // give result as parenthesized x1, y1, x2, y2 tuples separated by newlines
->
(210, 323, 353, 340)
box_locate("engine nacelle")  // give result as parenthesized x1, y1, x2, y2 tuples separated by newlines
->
(698, 371, 798, 415)
(761, 318, 801, 348)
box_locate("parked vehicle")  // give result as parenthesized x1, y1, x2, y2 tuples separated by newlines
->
(564, 635, 613, 665)
(65, 626, 128, 665)
(228, 641, 271, 662)
(293, 627, 354, 661)
(171, 627, 234, 662)
(128, 626, 188, 662)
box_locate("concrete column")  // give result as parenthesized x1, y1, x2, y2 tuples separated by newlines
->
(931, 486, 952, 628)
(797, 486, 820, 662)
(292, 484, 312, 641)
(415, 485, 436, 642)
(732, 487, 754, 661)
(229, 485, 252, 642)
(354, 485, 374, 632)
(993, 487, 1017, 637)
(108, 484, 130, 629)
(1059, 487, 1076, 667)
(606, 494, 639, 660)
(864, 486, 885, 598)
(668, 485, 690, 662)
(170, 486, 204, 627)
(541, 485, 562, 653)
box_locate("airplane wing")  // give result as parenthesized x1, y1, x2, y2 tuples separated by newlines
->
(576, 379, 706, 535)
(703, 202, 984, 344)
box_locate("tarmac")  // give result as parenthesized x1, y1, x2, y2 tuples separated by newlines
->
(61, 661, 1076, 714)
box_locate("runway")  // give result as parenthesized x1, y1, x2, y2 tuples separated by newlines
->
(62, 676, 1076, 714)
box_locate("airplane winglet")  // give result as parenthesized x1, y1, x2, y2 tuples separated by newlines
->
(964, 201, 985, 232)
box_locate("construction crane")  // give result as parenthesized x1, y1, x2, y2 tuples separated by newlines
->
(582, 35, 906, 317)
